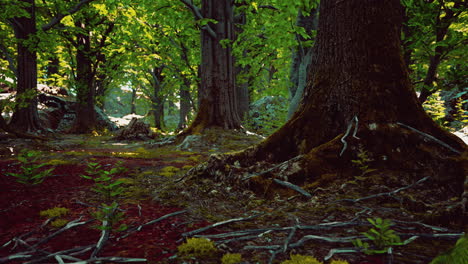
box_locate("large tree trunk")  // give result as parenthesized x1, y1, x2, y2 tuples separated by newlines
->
(185, 0, 241, 134)
(71, 21, 96, 133)
(188, 0, 466, 201)
(9, 0, 42, 133)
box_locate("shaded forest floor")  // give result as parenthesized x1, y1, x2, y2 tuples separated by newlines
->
(0, 131, 465, 264)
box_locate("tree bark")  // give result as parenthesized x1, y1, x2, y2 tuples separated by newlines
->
(178, 78, 192, 130)
(184, 0, 241, 134)
(71, 20, 97, 133)
(9, 0, 42, 132)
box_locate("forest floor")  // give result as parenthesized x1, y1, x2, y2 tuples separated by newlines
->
(0, 130, 465, 264)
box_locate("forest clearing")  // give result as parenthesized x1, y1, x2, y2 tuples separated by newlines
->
(0, 0, 467, 263)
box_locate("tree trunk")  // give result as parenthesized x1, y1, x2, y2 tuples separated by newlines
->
(178, 78, 192, 130)
(130, 87, 137, 114)
(418, 1, 463, 104)
(189, 0, 466, 202)
(288, 9, 317, 119)
(150, 66, 165, 130)
(185, 0, 241, 133)
(71, 20, 96, 133)
(9, 0, 42, 133)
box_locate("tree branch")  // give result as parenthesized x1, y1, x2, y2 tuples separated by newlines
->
(179, 0, 217, 39)
(41, 0, 96, 31)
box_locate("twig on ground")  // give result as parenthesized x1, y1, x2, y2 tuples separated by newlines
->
(334, 176, 430, 203)
(91, 204, 118, 258)
(182, 214, 260, 237)
(396, 122, 461, 154)
(25, 245, 95, 264)
(324, 248, 360, 261)
(33, 218, 93, 247)
(68, 256, 147, 263)
(244, 155, 304, 181)
(290, 234, 362, 247)
(0, 251, 34, 263)
(120, 210, 187, 239)
(273, 179, 312, 198)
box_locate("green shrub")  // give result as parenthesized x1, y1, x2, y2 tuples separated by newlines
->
(6, 150, 54, 185)
(281, 254, 322, 264)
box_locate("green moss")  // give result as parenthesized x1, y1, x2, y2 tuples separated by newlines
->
(159, 166, 180, 177)
(177, 237, 217, 258)
(46, 159, 71, 165)
(40, 207, 69, 218)
(221, 253, 242, 264)
(51, 218, 69, 228)
(281, 254, 323, 264)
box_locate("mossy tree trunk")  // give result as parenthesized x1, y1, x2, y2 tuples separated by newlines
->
(192, 0, 466, 199)
(185, 0, 241, 134)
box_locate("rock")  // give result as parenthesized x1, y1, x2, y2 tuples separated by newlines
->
(114, 118, 155, 140)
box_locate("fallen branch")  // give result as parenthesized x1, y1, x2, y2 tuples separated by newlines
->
(90, 206, 115, 258)
(244, 155, 304, 180)
(290, 234, 363, 247)
(182, 214, 260, 238)
(67, 256, 147, 263)
(273, 179, 312, 198)
(25, 244, 95, 264)
(396, 122, 461, 154)
(334, 176, 430, 203)
(33, 218, 93, 247)
(120, 210, 187, 239)
(0, 251, 34, 263)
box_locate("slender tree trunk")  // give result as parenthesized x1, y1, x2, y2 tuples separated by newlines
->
(234, 7, 250, 121)
(71, 21, 96, 133)
(130, 87, 137, 114)
(178, 78, 192, 130)
(288, 8, 318, 119)
(9, 0, 42, 132)
(418, 1, 463, 104)
(150, 66, 165, 130)
(185, 0, 241, 133)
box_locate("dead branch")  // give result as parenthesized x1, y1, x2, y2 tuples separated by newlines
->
(25, 244, 95, 264)
(90, 206, 115, 258)
(244, 155, 304, 181)
(0, 251, 34, 263)
(71, 257, 147, 263)
(273, 179, 312, 198)
(182, 214, 260, 237)
(120, 210, 187, 239)
(396, 122, 461, 154)
(335, 176, 430, 203)
(33, 218, 93, 247)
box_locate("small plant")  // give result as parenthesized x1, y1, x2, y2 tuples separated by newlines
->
(39, 207, 69, 228)
(330, 260, 349, 264)
(280, 254, 323, 264)
(353, 218, 401, 255)
(177, 237, 217, 258)
(351, 147, 375, 175)
(221, 253, 242, 264)
(91, 201, 127, 232)
(80, 161, 127, 202)
(6, 150, 54, 185)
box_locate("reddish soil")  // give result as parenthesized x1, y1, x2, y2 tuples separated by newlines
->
(0, 156, 207, 263)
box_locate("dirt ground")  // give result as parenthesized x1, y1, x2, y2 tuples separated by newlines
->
(0, 131, 465, 263)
